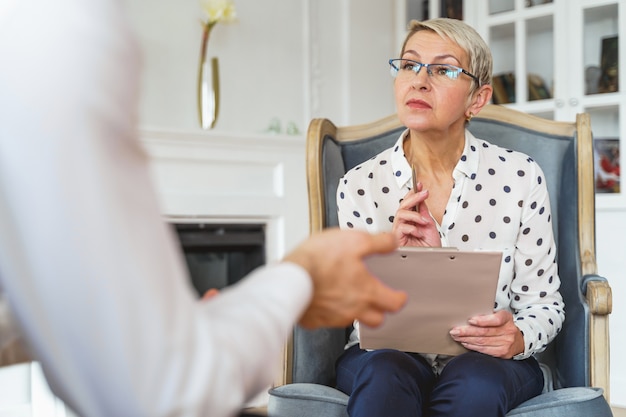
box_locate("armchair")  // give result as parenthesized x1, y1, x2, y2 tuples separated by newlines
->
(268, 105, 613, 417)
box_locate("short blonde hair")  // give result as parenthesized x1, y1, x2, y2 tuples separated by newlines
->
(400, 18, 493, 88)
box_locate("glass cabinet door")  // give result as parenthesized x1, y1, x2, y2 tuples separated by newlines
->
(472, 0, 558, 118)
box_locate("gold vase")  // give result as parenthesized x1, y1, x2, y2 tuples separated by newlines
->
(197, 23, 220, 129)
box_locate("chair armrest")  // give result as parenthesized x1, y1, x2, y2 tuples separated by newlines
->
(288, 326, 347, 386)
(582, 275, 612, 315)
(581, 274, 612, 400)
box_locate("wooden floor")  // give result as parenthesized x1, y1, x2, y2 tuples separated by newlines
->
(613, 406, 626, 417)
(242, 407, 268, 416)
(247, 405, 626, 416)
(248, 406, 626, 416)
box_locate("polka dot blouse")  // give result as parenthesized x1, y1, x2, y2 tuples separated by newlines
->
(337, 129, 565, 361)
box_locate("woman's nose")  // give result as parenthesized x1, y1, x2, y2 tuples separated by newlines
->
(411, 67, 431, 88)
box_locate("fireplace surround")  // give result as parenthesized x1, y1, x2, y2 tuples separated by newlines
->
(141, 128, 309, 268)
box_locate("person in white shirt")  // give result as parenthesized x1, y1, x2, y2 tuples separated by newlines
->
(0, 1, 407, 417)
(334, 18, 564, 417)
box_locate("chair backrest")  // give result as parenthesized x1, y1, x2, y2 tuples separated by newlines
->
(285, 104, 612, 399)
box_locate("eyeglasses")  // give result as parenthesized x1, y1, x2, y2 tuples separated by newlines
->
(389, 59, 480, 86)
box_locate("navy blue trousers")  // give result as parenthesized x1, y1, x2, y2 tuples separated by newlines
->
(335, 345, 543, 417)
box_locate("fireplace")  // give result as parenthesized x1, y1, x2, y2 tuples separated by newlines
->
(174, 223, 266, 297)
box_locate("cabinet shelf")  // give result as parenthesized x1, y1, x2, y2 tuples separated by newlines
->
(486, 3, 554, 24)
(582, 92, 622, 108)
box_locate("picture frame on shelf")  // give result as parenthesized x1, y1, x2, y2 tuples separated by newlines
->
(598, 35, 618, 94)
(491, 72, 515, 104)
(491, 74, 508, 104)
(490, 72, 551, 104)
(421, 0, 429, 21)
(594, 138, 620, 194)
(440, 0, 462, 20)
(528, 73, 551, 101)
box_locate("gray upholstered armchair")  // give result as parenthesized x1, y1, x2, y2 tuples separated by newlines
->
(268, 105, 613, 417)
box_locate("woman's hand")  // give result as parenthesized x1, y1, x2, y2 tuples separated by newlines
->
(449, 310, 525, 359)
(391, 184, 441, 247)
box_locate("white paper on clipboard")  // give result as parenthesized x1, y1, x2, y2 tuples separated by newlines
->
(360, 247, 502, 356)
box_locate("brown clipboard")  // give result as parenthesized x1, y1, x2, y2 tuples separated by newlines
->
(360, 247, 502, 356)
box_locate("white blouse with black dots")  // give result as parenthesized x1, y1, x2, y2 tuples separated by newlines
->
(337, 129, 565, 364)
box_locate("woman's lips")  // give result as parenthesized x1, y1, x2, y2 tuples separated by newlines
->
(406, 99, 431, 109)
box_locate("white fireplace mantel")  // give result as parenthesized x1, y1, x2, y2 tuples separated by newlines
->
(140, 129, 310, 263)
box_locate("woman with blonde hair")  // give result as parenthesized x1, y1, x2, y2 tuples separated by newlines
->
(334, 18, 564, 417)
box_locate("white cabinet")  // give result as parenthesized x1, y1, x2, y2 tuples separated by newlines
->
(466, 0, 626, 209)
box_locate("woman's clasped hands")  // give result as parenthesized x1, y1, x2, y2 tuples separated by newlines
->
(392, 183, 441, 247)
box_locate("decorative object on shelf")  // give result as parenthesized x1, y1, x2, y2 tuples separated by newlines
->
(598, 35, 618, 94)
(528, 73, 551, 101)
(285, 121, 300, 135)
(585, 65, 602, 95)
(491, 72, 552, 104)
(263, 118, 301, 136)
(197, 0, 236, 130)
(594, 138, 620, 194)
(265, 118, 282, 134)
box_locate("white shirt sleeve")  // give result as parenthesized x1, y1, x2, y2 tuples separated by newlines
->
(0, 1, 312, 416)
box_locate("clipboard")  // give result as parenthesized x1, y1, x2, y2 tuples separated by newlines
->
(360, 247, 502, 356)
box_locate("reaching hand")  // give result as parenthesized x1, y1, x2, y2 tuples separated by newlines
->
(392, 185, 441, 247)
(283, 228, 407, 330)
(201, 288, 220, 301)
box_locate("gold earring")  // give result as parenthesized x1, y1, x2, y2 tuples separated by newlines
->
(466, 112, 473, 122)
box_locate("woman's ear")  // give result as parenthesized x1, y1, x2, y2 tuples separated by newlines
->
(468, 84, 493, 116)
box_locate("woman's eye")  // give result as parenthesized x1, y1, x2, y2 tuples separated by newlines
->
(434, 66, 450, 76)
(436, 66, 460, 79)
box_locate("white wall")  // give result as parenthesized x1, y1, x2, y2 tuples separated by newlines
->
(125, 0, 397, 135)
(597, 209, 626, 406)
(126, 0, 308, 133)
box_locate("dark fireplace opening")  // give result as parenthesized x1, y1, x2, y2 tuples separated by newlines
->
(173, 223, 266, 297)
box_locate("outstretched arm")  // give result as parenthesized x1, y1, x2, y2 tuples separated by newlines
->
(0, 3, 405, 417)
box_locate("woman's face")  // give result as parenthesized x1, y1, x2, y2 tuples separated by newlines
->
(394, 30, 476, 133)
